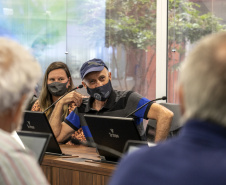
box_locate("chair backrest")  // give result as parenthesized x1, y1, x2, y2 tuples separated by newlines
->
(146, 103, 183, 141)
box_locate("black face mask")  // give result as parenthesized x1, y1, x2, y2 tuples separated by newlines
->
(47, 81, 68, 96)
(87, 80, 112, 101)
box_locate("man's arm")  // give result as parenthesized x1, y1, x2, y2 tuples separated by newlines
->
(55, 122, 75, 142)
(49, 103, 78, 143)
(49, 91, 82, 139)
(147, 103, 174, 142)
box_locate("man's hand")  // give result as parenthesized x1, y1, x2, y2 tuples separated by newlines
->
(60, 91, 83, 107)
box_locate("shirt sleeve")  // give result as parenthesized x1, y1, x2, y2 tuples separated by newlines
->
(64, 108, 81, 131)
(126, 92, 152, 119)
(0, 149, 49, 185)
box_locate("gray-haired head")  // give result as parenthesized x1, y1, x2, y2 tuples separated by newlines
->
(0, 37, 41, 115)
(179, 31, 226, 126)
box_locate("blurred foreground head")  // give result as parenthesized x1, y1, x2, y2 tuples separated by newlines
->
(0, 37, 41, 132)
(179, 31, 226, 126)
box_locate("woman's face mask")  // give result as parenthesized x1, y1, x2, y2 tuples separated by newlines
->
(47, 81, 68, 96)
(86, 80, 112, 101)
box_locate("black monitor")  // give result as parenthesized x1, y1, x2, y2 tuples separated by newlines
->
(84, 114, 142, 162)
(21, 111, 70, 156)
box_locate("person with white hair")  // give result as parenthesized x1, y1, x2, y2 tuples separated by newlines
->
(0, 37, 49, 184)
(108, 31, 226, 185)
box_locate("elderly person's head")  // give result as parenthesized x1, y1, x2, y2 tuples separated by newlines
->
(0, 37, 41, 132)
(80, 58, 112, 101)
(179, 31, 226, 126)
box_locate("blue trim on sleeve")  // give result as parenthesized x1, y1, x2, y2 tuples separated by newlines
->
(65, 111, 81, 129)
(82, 125, 93, 138)
(134, 97, 150, 118)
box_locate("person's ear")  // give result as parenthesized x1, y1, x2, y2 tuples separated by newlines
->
(178, 85, 185, 115)
(108, 72, 112, 80)
(82, 81, 87, 89)
(11, 94, 27, 132)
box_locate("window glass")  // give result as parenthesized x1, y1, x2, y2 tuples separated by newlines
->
(167, 0, 226, 103)
(0, 0, 157, 100)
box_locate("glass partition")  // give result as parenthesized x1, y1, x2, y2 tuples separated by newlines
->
(0, 0, 157, 100)
(167, 0, 226, 103)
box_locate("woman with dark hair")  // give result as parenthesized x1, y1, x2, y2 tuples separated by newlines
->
(32, 61, 86, 143)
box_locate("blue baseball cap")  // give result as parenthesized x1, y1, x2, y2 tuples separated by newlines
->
(80, 58, 108, 79)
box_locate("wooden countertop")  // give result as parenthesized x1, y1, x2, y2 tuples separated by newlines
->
(42, 144, 116, 176)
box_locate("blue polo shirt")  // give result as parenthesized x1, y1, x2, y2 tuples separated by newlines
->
(109, 119, 226, 185)
(64, 90, 152, 141)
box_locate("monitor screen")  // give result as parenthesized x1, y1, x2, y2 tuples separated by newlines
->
(13, 131, 51, 164)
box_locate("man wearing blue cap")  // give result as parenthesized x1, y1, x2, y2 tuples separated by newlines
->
(52, 58, 173, 143)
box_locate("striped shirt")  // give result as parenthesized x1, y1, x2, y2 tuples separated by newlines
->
(0, 129, 49, 185)
(65, 90, 152, 141)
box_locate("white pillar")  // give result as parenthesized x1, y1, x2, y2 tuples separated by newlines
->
(156, 0, 168, 102)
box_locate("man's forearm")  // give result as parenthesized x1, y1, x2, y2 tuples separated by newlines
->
(146, 103, 174, 143)
(154, 115, 172, 142)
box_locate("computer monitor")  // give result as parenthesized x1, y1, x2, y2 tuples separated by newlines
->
(123, 140, 156, 154)
(13, 131, 51, 164)
(21, 111, 70, 156)
(84, 114, 142, 162)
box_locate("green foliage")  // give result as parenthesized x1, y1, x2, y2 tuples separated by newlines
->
(75, 0, 225, 53)
(104, 0, 226, 51)
(168, 0, 225, 72)
(168, 0, 225, 45)
(105, 0, 156, 50)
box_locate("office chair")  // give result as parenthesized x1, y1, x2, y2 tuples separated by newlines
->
(146, 103, 183, 142)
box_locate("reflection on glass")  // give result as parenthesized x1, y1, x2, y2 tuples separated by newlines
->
(0, 0, 157, 100)
(104, 0, 157, 99)
(167, 0, 226, 103)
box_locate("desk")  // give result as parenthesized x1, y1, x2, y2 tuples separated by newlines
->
(41, 144, 116, 185)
